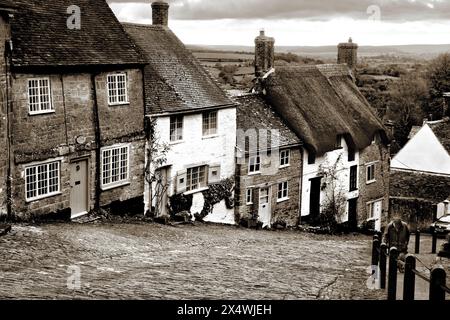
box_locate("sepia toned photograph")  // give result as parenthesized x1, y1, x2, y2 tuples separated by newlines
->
(0, 0, 449, 309)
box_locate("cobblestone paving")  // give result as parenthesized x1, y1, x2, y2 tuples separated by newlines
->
(0, 222, 385, 300)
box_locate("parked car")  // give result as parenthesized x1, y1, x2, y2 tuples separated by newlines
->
(430, 214, 450, 236)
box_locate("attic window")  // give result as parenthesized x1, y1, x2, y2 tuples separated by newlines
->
(28, 78, 54, 115)
(107, 73, 129, 105)
(308, 152, 316, 165)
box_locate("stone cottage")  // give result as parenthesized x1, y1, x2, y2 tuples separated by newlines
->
(390, 118, 450, 229)
(250, 31, 391, 231)
(0, 0, 147, 220)
(123, 2, 238, 224)
(235, 94, 302, 228)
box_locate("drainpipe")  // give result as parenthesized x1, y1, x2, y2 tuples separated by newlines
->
(5, 41, 12, 220)
(91, 73, 101, 212)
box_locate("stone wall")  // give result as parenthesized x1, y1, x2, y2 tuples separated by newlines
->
(235, 147, 302, 228)
(357, 142, 390, 228)
(7, 68, 145, 220)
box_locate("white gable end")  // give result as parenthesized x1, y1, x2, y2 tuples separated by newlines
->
(391, 124, 450, 175)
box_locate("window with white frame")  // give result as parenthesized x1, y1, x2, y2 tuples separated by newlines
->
(25, 161, 60, 201)
(170, 115, 183, 142)
(280, 149, 290, 167)
(277, 181, 289, 201)
(366, 163, 376, 183)
(28, 78, 53, 114)
(202, 111, 218, 136)
(107, 73, 128, 105)
(246, 189, 253, 205)
(101, 145, 130, 189)
(186, 166, 207, 192)
(248, 155, 261, 174)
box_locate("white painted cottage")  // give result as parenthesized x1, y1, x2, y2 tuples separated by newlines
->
(124, 2, 237, 224)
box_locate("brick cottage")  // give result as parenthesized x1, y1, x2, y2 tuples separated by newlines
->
(0, 0, 147, 220)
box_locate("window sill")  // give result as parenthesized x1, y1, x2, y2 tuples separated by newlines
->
(108, 102, 130, 107)
(202, 134, 219, 140)
(28, 110, 55, 116)
(184, 187, 209, 196)
(279, 164, 291, 169)
(248, 172, 261, 176)
(26, 191, 62, 203)
(169, 140, 185, 146)
(366, 180, 377, 185)
(101, 181, 130, 191)
(277, 197, 290, 203)
(246, 203, 253, 206)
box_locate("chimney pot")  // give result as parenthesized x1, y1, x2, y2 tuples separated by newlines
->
(152, 1, 169, 26)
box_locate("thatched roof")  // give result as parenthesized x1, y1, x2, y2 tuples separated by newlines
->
(264, 64, 389, 156)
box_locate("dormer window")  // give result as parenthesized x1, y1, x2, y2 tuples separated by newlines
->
(107, 73, 129, 105)
(28, 78, 54, 115)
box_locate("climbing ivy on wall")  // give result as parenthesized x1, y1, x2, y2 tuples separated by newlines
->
(196, 178, 235, 222)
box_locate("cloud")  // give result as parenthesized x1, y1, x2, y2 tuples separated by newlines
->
(107, 0, 450, 21)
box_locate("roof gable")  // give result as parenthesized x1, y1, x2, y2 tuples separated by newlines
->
(391, 124, 450, 175)
(123, 23, 234, 114)
(264, 64, 388, 156)
(9, 0, 145, 68)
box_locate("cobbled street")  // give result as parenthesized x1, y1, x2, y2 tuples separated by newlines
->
(0, 222, 385, 300)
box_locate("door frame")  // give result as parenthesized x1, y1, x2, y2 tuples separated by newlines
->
(258, 186, 272, 227)
(70, 156, 90, 219)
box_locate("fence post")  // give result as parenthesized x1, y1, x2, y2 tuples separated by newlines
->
(372, 239, 380, 266)
(387, 247, 398, 300)
(429, 265, 446, 301)
(379, 243, 387, 289)
(403, 254, 416, 301)
(415, 231, 420, 254)
(431, 228, 437, 254)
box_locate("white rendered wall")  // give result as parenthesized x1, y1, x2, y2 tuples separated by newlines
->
(147, 107, 237, 224)
(301, 137, 360, 223)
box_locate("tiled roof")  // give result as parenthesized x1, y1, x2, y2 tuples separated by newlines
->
(236, 94, 301, 150)
(391, 170, 450, 204)
(264, 64, 389, 156)
(123, 23, 234, 115)
(428, 118, 450, 153)
(9, 0, 145, 68)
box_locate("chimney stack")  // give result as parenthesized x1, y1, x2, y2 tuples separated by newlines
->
(152, 1, 169, 27)
(255, 29, 275, 77)
(338, 37, 358, 71)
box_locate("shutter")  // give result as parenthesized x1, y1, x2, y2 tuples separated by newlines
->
(176, 170, 187, 194)
(208, 165, 221, 184)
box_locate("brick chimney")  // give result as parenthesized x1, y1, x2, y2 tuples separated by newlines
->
(152, 1, 169, 27)
(255, 29, 275, 77)
(338, 37, 358, 71)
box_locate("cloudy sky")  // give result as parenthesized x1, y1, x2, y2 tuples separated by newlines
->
(108, 0, 450, 46)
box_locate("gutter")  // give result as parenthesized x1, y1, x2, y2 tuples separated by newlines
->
(91, 73, 102, 211)
(148, 103, 237, 118)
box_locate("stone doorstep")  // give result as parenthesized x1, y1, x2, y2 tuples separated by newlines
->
(0, 224, 12, 236)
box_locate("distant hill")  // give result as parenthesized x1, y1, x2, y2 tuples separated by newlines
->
(188, 44, 450, 61)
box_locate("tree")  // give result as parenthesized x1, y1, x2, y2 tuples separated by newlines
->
(427, 53, 450, 119)
(145, 118, 170, 217)
(386, 73, 428, 149)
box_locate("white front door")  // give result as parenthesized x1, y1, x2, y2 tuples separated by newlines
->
(70, 160, 89, 219)
(373, 200, 382, 232)
(259, 187, 272, 228)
